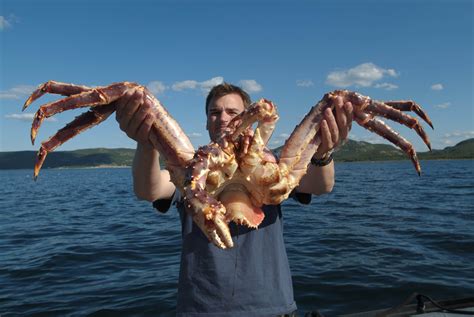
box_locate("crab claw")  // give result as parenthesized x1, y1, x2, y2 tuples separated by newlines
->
(191, 204, 234, 249)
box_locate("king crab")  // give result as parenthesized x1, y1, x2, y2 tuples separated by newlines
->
(23, 81, 433, 249)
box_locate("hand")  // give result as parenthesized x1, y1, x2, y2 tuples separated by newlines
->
(115, 88, 156, 148)
(314, 96, 353, 158)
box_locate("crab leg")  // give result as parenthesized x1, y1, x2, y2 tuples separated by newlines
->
(33, 104, 116, 180)
(226, 99, 279, 145)
(184, 144, 235, 249)
(384, 101, 434, 129)
(266, 136, 323, 205)
(28, 82, 135, 144)
(24, 81, 195, 183)
(23, 81, 92, 111)
(354, 111, 421, 175)
(278, 95, 331, 175)
(224, 99, 279, 175)
(366, 100, 432, 150)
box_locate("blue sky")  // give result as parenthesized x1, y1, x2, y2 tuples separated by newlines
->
(1, 0, 472, 153)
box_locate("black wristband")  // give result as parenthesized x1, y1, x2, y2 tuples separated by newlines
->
(310, 152, 334, 167)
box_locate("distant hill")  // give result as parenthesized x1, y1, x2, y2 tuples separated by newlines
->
(1, 139, 473, 170)
(274, 138, 473, 162)
(418, 138, 474, 160)
(0, 148, 136, 170)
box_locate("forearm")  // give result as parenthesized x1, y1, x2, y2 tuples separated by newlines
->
(296, 159, 335, 196)
(132, 143, 174, 202)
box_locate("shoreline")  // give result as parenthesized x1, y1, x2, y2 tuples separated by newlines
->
(1, 158, 472, 171)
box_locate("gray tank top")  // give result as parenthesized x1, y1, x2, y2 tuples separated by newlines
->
(173, 191, 298, 317)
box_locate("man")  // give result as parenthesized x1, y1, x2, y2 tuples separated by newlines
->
(115, 83, 353, 316)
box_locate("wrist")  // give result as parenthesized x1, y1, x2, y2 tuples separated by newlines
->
(310, 149, 334, 167)
(137, 141, 156, 152)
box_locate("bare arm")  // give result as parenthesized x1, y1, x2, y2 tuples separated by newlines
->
(297, 160, 335, 195)
(132, 143, 175, 201)
(115, 90, 176, 202)
(297, 96, 353, 196)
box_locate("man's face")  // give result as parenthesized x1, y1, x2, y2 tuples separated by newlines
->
(206, 93, 245, 142)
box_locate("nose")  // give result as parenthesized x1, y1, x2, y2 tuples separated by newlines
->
(217, 112, 231, 124)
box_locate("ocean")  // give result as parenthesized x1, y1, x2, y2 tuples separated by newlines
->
(1, 160, 473, 316)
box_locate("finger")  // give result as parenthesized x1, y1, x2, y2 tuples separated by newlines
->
(344, 102, 353, 139)
(135, 113, 155, 145)
(344, 101, 353, 123)
(115, 90, 134, 121)
(127, 94, 150, 139)
(324, 107, 339, 145)
(335, 101, 348, 140)
(344, 101, 353, 116)
(323, 120, 333, 148)
(241, 128, 253, 154)
(316, 119, 333, 156)
(214, 217, 233, 248)
(117, 90, 143, 133)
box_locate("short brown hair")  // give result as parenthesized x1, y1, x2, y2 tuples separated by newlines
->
(205, 83, 251, 114)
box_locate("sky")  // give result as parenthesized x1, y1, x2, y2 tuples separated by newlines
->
(1, 0, 472, 154)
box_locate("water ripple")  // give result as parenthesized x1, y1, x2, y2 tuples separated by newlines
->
(1, 162, 473, 315)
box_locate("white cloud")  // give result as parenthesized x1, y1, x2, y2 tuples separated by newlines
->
(238, 80, 262, 93)
(267, 133, 292, 147)
(146, 81, 167, 95)
(171, 76, 224, 93)
(431, 83, 444, 90)
(5, 113, 57, 122)
(326, 62, 398, 88)
(188, 132, 203, 138)
(434, 102, 451, 109)
(0, 85, 37, 99)
(296, 80, 314, 87)
(0, 16, 12, 30)
(443, 131, 474, 139)
(0, 14, 18, 31)
(172, 80, 198, 91)
(440, 130, 474, 146)
(374, 82, 398, 90)
(151, 77, 262, 95)
(270, 139, 281, 146)
(201, 77, 225, 92)
(349, 134, 389, 144)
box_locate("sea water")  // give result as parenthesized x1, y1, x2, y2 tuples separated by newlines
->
(1, 160, 473, 316)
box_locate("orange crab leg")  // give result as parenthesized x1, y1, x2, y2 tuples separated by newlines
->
(354, 111, 422, 175)
(184, 144, 234, 249)
(384, 101, 434, 129)
(29, 82, 134, 144)
(24, 81, 195, 183)
(33, 104, 116, 180)
(366, 101, 432, 150)
(23, 81, 92, 111)
(223, 99, 279, 175)
(225, 98, 279, 144)
(278, 94, 331, 173)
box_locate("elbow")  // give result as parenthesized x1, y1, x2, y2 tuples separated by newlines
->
(323, 181, 335, 194)
(313, 179, 335, 196)
(134, 188, 156, 202)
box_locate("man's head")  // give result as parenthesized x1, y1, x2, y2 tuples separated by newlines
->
(205, 83, 251, 142)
